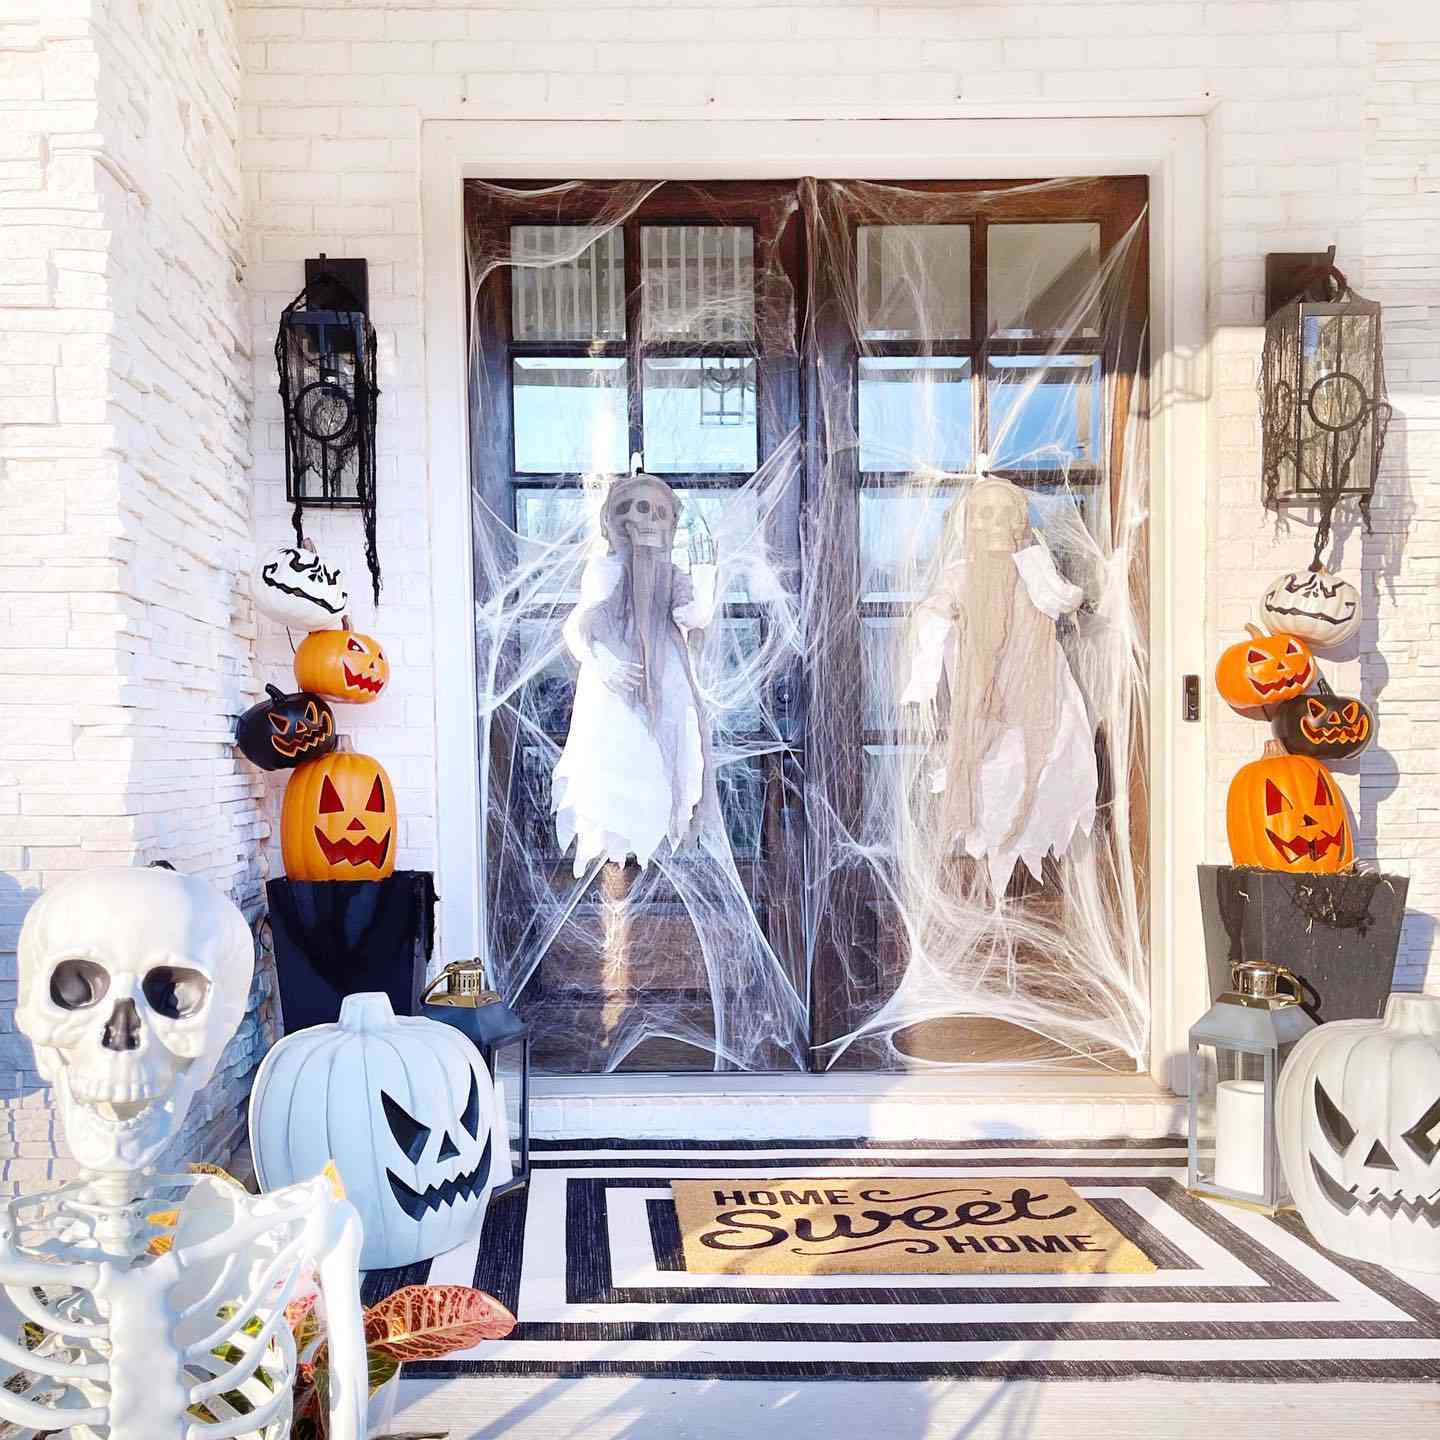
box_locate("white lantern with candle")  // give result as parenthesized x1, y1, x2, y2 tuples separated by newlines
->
(1188, 961, 1316, 1212)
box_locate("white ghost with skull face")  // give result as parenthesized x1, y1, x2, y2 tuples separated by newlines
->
(16, 867, 255, 1174)
(1279, 992, 1440, 1274)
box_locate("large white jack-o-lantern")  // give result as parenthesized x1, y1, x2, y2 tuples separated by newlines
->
(1278, 993, 1440, 1273)
(249, 992, 496, 1269)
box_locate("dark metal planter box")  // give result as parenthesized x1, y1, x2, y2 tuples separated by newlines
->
(266, 870, 436, 1033)
(1197, 865, 1408, 1025)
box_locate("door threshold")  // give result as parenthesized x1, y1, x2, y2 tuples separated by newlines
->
(532, 1071, 1183, 1141)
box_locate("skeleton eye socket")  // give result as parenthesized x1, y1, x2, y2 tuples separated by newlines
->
(1402, 1096, 1440, 1164)
(460, 1068, 481, 1139)
(51, 959, 110, 1011)
(1265, 779, 1288, 816)
(636, 499, 651, 515)
(1315, 1079, 1356, 1154)
(142, 966, 210, 1020)
(382, 1091, 430, 1163)
(614, 500, 631, 516)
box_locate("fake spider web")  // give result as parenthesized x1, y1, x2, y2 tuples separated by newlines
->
(465, 178, 1150, 1074)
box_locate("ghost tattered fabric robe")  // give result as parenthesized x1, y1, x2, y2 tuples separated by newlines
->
(902, 478, 1098, 893)
(552, 487, 722, 874)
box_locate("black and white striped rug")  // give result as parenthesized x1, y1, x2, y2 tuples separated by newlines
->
(364, 1137, 1440, 1382)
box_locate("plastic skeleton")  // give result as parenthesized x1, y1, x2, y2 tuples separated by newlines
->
(901, 475, 1098, 893)
(552, 473, 723, 874)
(0, 867, 366, 1440)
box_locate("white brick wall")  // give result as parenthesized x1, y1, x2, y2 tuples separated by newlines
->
(0, 0, 268, 1191)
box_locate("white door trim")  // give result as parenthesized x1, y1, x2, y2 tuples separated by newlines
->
(419, 113, 1211, 1094)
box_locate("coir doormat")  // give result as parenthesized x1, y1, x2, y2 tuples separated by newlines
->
(364, 1138, 1440, 1382)
(672, 1176, 1156, 1276)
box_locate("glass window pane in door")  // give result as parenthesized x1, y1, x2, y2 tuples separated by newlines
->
(857, 225, 971, 340)
(511, 226, 626, 341)
(857, 486, 956, 600)
(987, 355, 1101, 471)
(987, 223, 1100, 337)
(859, 356, 972, 473)
(513, 357, 628, 473)
(642, 357, 758, 473)
(642, 226, 755, 342)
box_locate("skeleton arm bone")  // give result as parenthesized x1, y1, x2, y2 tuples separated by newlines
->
(671, 563, 718, 631)
(310, 1192, 367, 1440)
(561, 555, 644, 696)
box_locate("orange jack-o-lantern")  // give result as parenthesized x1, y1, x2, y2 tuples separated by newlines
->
(281, 747, 397, 880)
(1227, 740, 1352, 874)
(1215, 623, 1315, 710)
(294, 618, 389, 704)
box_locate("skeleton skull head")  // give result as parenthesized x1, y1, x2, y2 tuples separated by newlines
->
(16, 867, 255, 1174)
(962, 478, 1029, 558)
(603, 474, 679, 551)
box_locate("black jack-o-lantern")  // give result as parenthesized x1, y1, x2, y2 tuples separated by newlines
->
(235, 684, 337, 772)
(1273, 676, 1375, 762)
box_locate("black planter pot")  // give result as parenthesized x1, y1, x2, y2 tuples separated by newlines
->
(1197, 864, 1408, 1025)
(266, 871, 436, 1033)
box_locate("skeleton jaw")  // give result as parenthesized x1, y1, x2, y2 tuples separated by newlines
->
(58, 1068, 189, 1172)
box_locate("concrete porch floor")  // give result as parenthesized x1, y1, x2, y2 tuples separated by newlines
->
(390, 1375, 1440, 1439)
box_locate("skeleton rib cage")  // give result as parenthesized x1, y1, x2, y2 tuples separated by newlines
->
(0, 1171, 352, 1440)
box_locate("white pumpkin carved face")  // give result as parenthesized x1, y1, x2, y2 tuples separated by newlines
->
(249, 992, 496, 1269)
(1260, 568, 1361, 649)
(1278, 994, 1440, 1273)
(254, 544, 349, 630)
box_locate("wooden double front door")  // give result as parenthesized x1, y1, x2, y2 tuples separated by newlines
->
(466, 176, 1150, 1074)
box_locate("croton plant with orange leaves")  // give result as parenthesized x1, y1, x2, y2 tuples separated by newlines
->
(288, 1280, 516, 1439)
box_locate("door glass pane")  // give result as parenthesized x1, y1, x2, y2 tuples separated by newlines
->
(987, 354, 1101, 471)
(858, 487, 955, 600)
(859, 356, 972, 472)
(513, 357, 628, 473)
(642, 226, 754, 342)
(857, 225, 970, 340)
(988, 223, 1100, 337)
(642, 357, 758, 472)
(511, 226, 626, 341)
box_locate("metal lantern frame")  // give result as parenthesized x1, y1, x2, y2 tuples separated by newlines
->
(421, 960, 532, 1200)
(276, 256, 382, 604)
(1187, 961, 1315, 1214)
(1259, 250, 1391, 569)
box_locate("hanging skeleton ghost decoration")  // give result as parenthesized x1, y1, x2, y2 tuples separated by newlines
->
(551, 473, 723, 874)
(253, 541, 348, 630)
(901, 476, 1098, 892)
(4, 866, 368, 1440)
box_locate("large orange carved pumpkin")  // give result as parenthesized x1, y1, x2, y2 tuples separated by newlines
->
(1227, 740, 1352, 874)
(294, 619, 390, 704)
(1215, 623, 1314, 710)
(281, 747, 397, 880)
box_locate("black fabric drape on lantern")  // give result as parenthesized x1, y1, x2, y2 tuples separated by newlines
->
(266, 871, 436, 1032)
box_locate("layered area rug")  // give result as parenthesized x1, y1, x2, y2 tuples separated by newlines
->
(363, 1137, 1440, 1382)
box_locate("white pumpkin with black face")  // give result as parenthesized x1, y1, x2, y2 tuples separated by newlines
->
(248, 992, 495, 1269)
(254, 543, 349, 629)
(1260, 568, 1361, 648)
(1278, 993, 1440, 1274)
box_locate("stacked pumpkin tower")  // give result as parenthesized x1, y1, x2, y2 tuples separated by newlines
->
(1214, 565, 1372, 875)
(240, 542, 397, 882)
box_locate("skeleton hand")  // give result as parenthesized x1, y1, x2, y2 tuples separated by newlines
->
(592, 645, 644, 700)
(687, 513, 716, 569)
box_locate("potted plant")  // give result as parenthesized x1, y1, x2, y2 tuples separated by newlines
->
(287, 1280, 516, 1439)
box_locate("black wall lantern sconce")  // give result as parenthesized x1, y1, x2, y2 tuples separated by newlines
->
(1259, 247, 1391, 570)
(276, 255, 382, 604)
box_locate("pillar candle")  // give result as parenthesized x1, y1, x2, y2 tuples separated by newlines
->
(1215, 1078, 1267, 1194)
